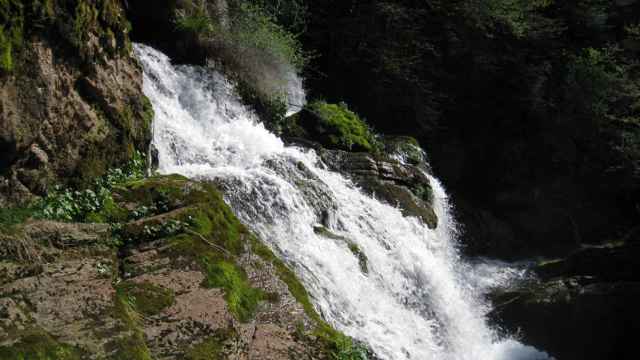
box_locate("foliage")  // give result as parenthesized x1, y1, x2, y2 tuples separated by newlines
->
(330, 335, 369, 360)
(463, 0, 560, 38)
(175, 1, 213, 35)
(308, 101, 380, 152)
(253, 0, 308, 33)
(227, 1, 306, 69)
(36, 151, 147, 223)
(173, 0, 306, 116)
(563, 47, 624, 120)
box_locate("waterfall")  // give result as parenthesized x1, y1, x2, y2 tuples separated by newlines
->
(134, 44, 550, 360)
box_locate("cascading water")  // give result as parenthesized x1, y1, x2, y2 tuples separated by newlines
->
(134, 43, 550, 360)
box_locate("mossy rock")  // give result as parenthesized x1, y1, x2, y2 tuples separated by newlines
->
(285, 101, 380, 153)
(184, 329, 238, 360)
(112, 175, 265, 322)
(314, 225, 368, 273)
(383, 136, 425, 166)
(0, 328, 85, 360)
(115, 281, 175, 317)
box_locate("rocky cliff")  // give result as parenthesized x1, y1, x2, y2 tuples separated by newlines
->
(0, 0, 152, 206)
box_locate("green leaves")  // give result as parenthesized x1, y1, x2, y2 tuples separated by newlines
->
(36, 151, 147, 223)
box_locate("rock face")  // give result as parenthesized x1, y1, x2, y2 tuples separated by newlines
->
(0, 176, 336, 359)
(318, 147, 438, 228)
(0, 0, 152, 206)
(489, 242, 640, 360)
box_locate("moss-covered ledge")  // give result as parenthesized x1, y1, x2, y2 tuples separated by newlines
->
(0, 174, 369, 359)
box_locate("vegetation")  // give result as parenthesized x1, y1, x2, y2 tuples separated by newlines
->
(115, 281, 176, 317)
(112, 284, 153, 360)
(0, 0, 132, 72)
(303, 101, 380, 152)
(200, 259, 264, 322)
(173, 0, 306, 126)
(175, 1, 212, 34)
(36, 151, 146, 223)
(184, 330, 236, 360)
(0, 328, 84, 360)
(301, 0, 640, 251)
(0, 0, 24, 71)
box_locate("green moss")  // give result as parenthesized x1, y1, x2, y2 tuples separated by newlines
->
(348, 243, 369, 274)
(72, 1, 99, 48)
(141, 96, 155, 135)
(314, 226, 368, 274)
(117, 176, 263, 322)
(307, 101, 379, 153)
(110, 175, 366, 356)
(413, 183, 434, 205)
(116, 281, 175, 317)
(110, 334, 152, 360)
(85, 196, 128, 223)
(165, 231, 264, 322)
(184, 329, 236, 360)
(201, 259, 264, 322)
(384, 136, 424, 165)
(249, 236, 367, 357)
(111, 286, 153, 360)
(0, 206, 36, 228)
(0, 0, 24, 72)
(0, 328, 84, 360)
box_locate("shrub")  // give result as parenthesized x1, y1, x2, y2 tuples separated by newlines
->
(175, 1, 213, 35)
(174, 0, 306, 119)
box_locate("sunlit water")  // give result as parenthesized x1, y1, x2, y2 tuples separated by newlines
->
(135, 44, 550, 360)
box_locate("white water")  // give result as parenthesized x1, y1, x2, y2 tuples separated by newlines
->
(135, 44, 550, 360)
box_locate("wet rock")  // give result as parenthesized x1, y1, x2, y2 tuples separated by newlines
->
(319, 149, 438, 228)
(489, 242, 640, 360)
(534, 242, 640, 281)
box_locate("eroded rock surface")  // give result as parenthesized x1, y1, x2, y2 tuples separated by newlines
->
(0, 1, 152, 206)
(0, 176, 337, 359)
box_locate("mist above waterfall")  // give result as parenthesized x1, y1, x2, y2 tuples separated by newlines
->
(135, 43, 550, 360)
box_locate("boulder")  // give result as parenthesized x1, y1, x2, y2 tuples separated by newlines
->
(319, 148, 438, 228)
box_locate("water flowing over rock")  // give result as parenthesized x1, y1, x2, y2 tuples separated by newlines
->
(136, 43, 551, 360)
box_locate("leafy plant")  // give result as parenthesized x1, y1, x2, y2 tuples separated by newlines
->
(36, 151, 147, 223)
(331, 335, 369, 360)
